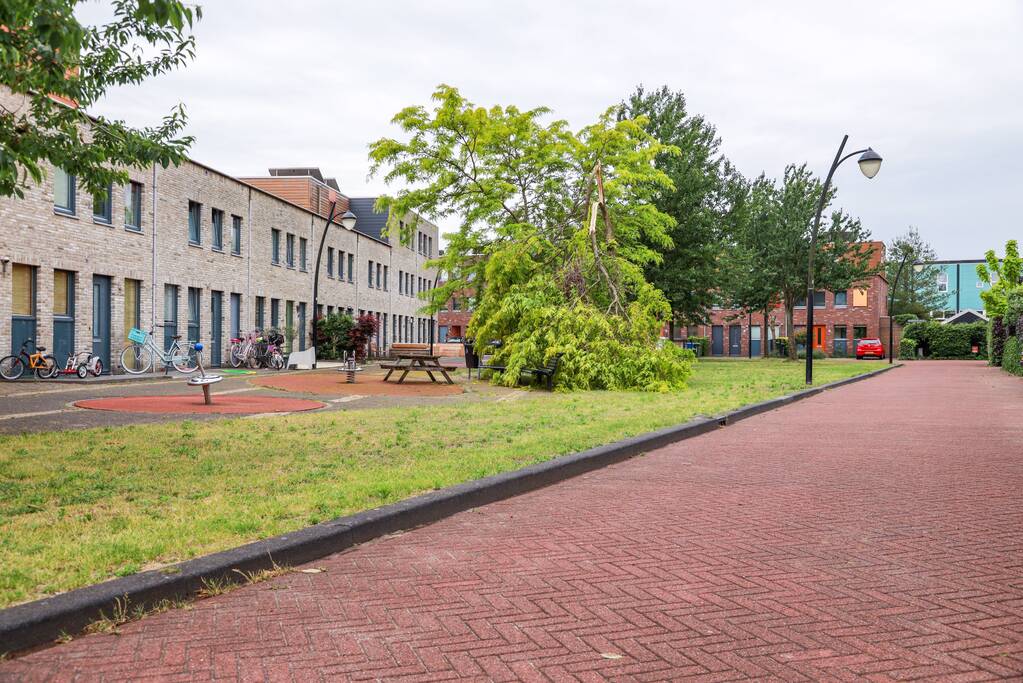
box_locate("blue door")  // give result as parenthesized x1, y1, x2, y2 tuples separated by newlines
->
(750, 325, 762, 357)
(163, 284, 178, 352)
(92, 275, 111, 373)
(11, 263, 36, 355)
(729, 324, 742, 356)
(711, 325, 724, 356)
(297, 302, 306, 351)
(210, 290, 223, 367)
(187, 287, 201, 346)
(230, 293, 241, 340)
(52, 270, 75, 365)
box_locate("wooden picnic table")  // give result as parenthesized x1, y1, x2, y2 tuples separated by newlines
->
(381, 352, 456, 385)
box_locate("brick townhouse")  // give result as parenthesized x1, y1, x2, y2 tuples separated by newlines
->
(437, 286, 474, 341)
(0, 88, 439, 372)
(678, 241, 891, 357)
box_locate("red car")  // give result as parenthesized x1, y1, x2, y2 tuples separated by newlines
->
(856, 338, 885, 359)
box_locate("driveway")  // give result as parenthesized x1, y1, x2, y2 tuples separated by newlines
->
(2, 361, 1021, 680)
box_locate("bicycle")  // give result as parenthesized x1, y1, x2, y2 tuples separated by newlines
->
(228, 330, 260, 368)
(119, 327, 199, 374)
(252, 329, 286, 370)
(0, 339, 58, 380)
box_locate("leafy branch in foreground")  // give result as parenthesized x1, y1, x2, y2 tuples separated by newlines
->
(0, 0, 201, 197)
(369, 85, 694, 390)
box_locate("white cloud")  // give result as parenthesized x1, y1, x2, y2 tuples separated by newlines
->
(80, 0, 1023, 258)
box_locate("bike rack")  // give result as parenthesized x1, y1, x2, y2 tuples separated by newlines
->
(185, 343, 222, 405)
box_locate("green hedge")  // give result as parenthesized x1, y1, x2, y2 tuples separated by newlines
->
(796, 349, 826, 360)
(893, 313, 920, 326)
(898, 337, 917, 360)
(989, 317, 1006, 366)
(902, 321, 986, 359)
(1004, 336, 1022, 376)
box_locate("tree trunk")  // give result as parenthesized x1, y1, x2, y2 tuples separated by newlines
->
(785, 299, 796, 360)
(763, 305, 770, 358)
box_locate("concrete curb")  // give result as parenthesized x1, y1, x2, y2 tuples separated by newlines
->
(0, 363, 899, 654)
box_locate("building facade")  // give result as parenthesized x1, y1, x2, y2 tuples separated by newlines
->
(437, 287, 473, 342)
(925, 259, 990, 319)
(679, 242, 890, 357)
(0, 94, 438, 371)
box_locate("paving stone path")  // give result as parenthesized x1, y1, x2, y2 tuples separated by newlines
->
(3, 361, 1022, 681)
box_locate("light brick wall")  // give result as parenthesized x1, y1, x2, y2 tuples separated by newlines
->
(0, 87, 439, 369)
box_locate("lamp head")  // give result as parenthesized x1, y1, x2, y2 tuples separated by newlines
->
(339, 210, 357, 231)
(857, 148, 883, 179)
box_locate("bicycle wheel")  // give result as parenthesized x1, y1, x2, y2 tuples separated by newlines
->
(0, 355, 25, 381)
(269, 350, 285, 371)
(120, 345, 153, 374)
(228, 343, 244, 368)
(35, 354, 58, 379)
(171, 344, 198, 373)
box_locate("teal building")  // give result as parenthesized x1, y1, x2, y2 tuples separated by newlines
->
(925, 260, 990, 319)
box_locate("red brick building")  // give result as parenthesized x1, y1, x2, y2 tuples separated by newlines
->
(437, 287, 473, 341)
(674, 241, 891, 357)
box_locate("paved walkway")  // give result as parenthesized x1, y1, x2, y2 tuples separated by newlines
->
(3, 362, 1022, 681)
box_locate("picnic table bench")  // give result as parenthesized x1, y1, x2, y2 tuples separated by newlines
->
(382, 351, 456, 385)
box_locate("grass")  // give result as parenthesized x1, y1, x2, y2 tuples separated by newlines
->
(0, 359, 877, 608)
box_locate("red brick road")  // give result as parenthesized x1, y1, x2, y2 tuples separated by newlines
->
(4, 361, 1022, 681)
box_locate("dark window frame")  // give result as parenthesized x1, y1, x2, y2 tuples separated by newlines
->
(211, 208, 224, 251)
(92, 183, 113, 224)
(231, 215, 242, 255)
(271, 229, 281, 264)
(54, 167, 76, 215)
(125, 181, 143, 231)
(188, 201, 202, 245)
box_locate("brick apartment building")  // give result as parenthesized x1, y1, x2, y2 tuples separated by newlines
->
(437, 287, 474, 341)
(0, 87, 438, 371)
(679, 241, 891, 357)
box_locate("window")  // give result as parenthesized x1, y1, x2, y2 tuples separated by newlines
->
(270, 298, 280, 327)
(347, 253, 354, 282)
(211, 208, 224, 250)
(383, 265, 389, 291)
(54, 167, 75, 214)
(53, 270, 73, 316)
(428, 236, 433, 258)
(271, 229, 281, 264)
(338, 250, 345, 279)
(188, 201, 202, 244)
(286, 233, 295, 267)
(834, 291, 848, 307)
(976, 280, 985, 289)
(187, 287, 201, 343)
(299, 237, 307, 271)
(853, 325, 868, 341)
(327, 247, 334, 277)
(937, 271, 948, 292)
(813, 291, 825, 308)
(833, 324, 848, 358)
(376, 262, 382, 289)
(255, 296, 265, 329)
(231, 215, 242, 255)
(92, 184, 112, 224)
(124, 182, 143, 230)
(12, 264, 35, 316)
(852, 287, 868, 307)
(368, 260, 374, 287)
(452, 298, 461, 311)
(124, 279, 141, 336)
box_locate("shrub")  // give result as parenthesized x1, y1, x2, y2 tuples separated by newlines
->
(901, 320, 986, 359)
(899, 337, 917, 360)
(796, 349, 826, 360)
(893, 313, 919, 326)
(313, 312, 355, 359)
(990, 317, 1006, 366)
(1004, 336, 1023, 376)
(775, 337, 789, 357)
(793, 330, 807, 346)
(348, 314, 380, 360)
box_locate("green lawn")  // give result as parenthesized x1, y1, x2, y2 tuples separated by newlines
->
(0, 359, 876, 608)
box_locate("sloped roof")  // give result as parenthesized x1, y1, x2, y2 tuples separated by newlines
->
(942, 309, 988, 324)
(348, 197, 389, 243)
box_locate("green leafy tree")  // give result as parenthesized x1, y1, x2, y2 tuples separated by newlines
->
(749, 164, 876, 359)
(977, 239, 1022, 317)
(0, 0, 201, 198)
(616, 85, 733, 327)
(885, 227, 944, 319)
(369, 85, 694, 390)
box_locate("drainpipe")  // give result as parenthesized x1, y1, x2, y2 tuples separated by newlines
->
(151, 164, 158, 330)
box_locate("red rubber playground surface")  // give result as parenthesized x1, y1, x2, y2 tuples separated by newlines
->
(74, 394, 325, 414)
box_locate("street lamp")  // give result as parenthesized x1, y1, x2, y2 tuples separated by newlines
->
(805, 136, 882, 385)
(311, 201, 357, 368)
(888, 247, 912, 365)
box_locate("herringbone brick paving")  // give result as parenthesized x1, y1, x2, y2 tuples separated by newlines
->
(3, 361, 1022, 681)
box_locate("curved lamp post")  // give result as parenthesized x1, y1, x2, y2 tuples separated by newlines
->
(805, 136, 882, 385)
(887, 247, 912, 365)
(311, 201, 357, 368)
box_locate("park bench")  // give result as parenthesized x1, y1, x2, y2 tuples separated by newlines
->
(522, 353, 562, 391)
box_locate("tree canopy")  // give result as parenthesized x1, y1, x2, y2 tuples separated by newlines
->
(885, 227, 944, 319)
(369, 85, 694, 390)
(0, 0, 200, 198)
(977, 239, 1022, 318)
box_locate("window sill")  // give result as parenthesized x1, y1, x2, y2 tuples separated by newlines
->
(212, 247, 225, 253)
(230, 251, 242, 258)
(54, 208, 77, 219)
(93, 217, 112, 226)
(188, 242, 203, 249)
(125, 225, 142, 234)
(271, 261, 281, 267)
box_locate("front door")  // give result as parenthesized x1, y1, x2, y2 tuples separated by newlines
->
(297, 302, 306, 351)
(210, 290, 223, 367)
(728, 324, 741, 356)
(11, 263, 36, 355)
(812, 325, 826, 352)
(92, 275, 111, 373)
(711, 325, 724, 356)
(750, 325, 761, 357)
(52, 270, 75, 364)
(229, 293, 241, 340)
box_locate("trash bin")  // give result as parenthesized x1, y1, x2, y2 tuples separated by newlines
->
(463, 340, 479, 369)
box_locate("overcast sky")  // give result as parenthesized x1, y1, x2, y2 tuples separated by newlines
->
(81, 1, 1021, 259)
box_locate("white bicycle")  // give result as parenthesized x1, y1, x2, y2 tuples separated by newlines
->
(120, 327, 199, 374)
